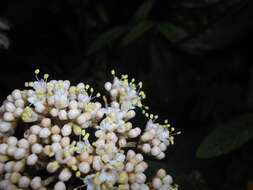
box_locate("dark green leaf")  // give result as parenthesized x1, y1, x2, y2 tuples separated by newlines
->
(121, 21, 154, 46)
(87, 26, 128, 55)
(196, 113, 253, 158)
(0, 17, 10, 30)
(158, 23, 187, 42)
(132, 0, 155, 22)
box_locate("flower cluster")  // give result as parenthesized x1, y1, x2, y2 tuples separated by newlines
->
(0, 69, 180, 190)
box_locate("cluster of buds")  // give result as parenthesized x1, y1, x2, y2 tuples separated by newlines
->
(138, 120, 180, 160)
(0, 69, 180, 190)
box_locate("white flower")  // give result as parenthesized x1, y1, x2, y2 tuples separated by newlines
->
(33, 81, 47, 93)
(115, 153, 126, 162)
(78, 94, 91, 104)
(54, 93, 69, 109)
(146, 119, 170, 145)
(82, 174, 100, 190)
(98, 164, 117, 185)
(76, 138, 93, 154)
(27, 91, 46, 105)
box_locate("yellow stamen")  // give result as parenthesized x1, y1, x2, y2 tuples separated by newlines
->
(44, 74, 49, 79)
(71, 165, 78, 171)
(76, 171, 81, 177)
(35, 69, 40, 74)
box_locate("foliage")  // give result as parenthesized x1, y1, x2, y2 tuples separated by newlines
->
(196, 114, 253, 158)
(0, 17, 9, 49)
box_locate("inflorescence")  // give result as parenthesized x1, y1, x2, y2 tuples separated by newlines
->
(0, 69, 180, 190)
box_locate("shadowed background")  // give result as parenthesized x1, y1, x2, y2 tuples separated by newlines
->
(1, 0, 253, 189)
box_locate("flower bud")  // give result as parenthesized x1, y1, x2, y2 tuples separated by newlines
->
(54, 181, 66, 190)
(78, 162, 90, 174)
(59, 168, 72, 181)
(18, 176, 31, 188)
(31, 176, 42, 190)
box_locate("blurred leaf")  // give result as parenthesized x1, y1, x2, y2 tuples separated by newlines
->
(158, 23, 187, 42)
(196, 113, 253, 158)
(87, 26, 128, 55)
(0, 17, 10, 30)
(0, 18, 10, 49)
(121, 21, 154, 46)
(0, 33, 9, 49)
(132, 0, 155, 22)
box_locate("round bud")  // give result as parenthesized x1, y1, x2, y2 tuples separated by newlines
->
(104, 82, 112, 91)
(14, 108, 23, 117)
(78, 162, 90, 174)
(151, 146, 161, 156)
(158, 143, 167, 152)
(152, 177, 162, 189)
(35, 103, 45, 113)
(13, 161, 25, 172)
(50, 108, 58, 117)
(39, 128, 51, 138)
(30, 125, 41, 135)
(7, 146, 17, 156)
(3, 112, 15, 121)
(61, 124, 72, 136)
(135, 153, 144, 162)
(0, 121, 12, 133)
(4, 161, 15, 173)
(15, 99, 24, 108)
(54, 181, 66, 190)
(5, 102, 16, 112)
(27, 154, 38, 165)
(73, 125, 82, 136)
(27, 134, 38, 144)
(14, 148, 26, 160)
(76, 114, 86, 125)
(51, 134, 62, 142)
(162, 175, 173, 185)
(10, 172, 21, 184)
(47, 162, 59, 173)
(51, 125, 60, 134)
(60, 137, 70, 148)
(131, 183, 140, 190)
(142, 143, 151, 153)
(156, 152, 165, 160)
(59, 168, 72, 181)
(156, 169, 166, 179)
(0, 143, 8, 154)
(12, 90, 22, 100)
(18, 139, 29, 149)
(31, 176, 42, 190)
(135, 172, 146, 184)
(41, 118, 51, 128)
(68, 109, 80, 120)
(7, 136, 18, 146)
(58, 110, 67, 120)
(51, 143, 62, 153)
(31, 143, 43, 154)
(135, 163, 145, 173)
(125, 162, 134, 172)
(18, 176, 31, 188)
(69, 100, 78, 109)
(126, 150, 136, 160)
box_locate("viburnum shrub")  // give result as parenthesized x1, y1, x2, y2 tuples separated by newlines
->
(0, 69, 180, 190)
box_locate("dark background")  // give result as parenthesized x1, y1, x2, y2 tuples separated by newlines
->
(1, 0, 253, 189)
